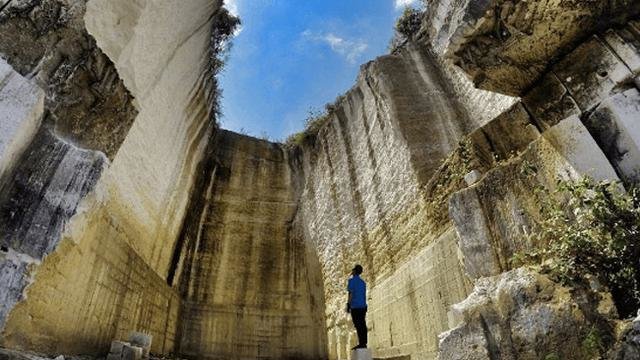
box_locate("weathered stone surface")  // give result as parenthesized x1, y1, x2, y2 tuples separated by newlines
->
(584, 88, 640, 185)
(0, 128, 106, 259)
(553, 36, 633, 112)
(0, 250, 34, 330)
(0, 0, 222, 356)
(121, 345, 141, 360)
(437, 268, 616, 360)
(466, 102, 540, 169)
(610, 314, 640, 360)
(523, 72, 581, 130)
(424, 0, 640, 95)
(603, 26, 640, 76)
(451, 116, 619, 279)
(0, 58, 43, 183)
(0, 0, 137, 158)
(350, 348, 372, 360)
(175, 131, 327, 360)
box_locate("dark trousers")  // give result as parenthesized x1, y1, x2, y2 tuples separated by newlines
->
(350, 308, 367, 347)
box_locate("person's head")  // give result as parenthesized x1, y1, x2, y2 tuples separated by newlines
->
(352, 264, 363, 276)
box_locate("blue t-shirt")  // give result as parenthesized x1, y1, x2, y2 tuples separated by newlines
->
(347, 275, 367, 309)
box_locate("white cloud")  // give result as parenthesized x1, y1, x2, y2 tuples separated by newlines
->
(225, 0, 239, 16)
(302, 31, 368, 65)
(394, 0, 419, 10)
(224, 0, 243, 35)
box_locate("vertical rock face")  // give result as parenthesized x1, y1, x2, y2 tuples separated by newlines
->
(175, 131, 327, 360)
(0, 58, 43, 183)
(0, 0, 223, 356)
(292, 45, 501, 359)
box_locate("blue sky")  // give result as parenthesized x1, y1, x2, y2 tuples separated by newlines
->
(219, 0, 420, 141)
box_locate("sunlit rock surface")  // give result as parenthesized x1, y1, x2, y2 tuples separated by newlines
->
(423, 0, 640, 95)
(0, 58, 43, 183)
(0, 0, 640, 359)
(437, 268, 618, 360)
(0, 0, 222, 356)
(174, 131, 326, 360)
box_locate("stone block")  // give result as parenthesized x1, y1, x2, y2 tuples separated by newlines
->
(554, 36, 633, 111)
(109, 341, 130, 356)
(128, 332, 151, 358)
(523, 72, 581, 129)
(602, 27, 640, 75)
(0, 57, 44, 182)
(583, 88, 640, 184)
(122, 345, 143, 360)
(542, 115, 620, 183)
(351, 348, 372, 360)
(468, 102, 541, 167)
(0, 250, 32, 329)
(464, 170, 482, 186)
(107, 353, 122, 360)
(449, 187, 503, 279)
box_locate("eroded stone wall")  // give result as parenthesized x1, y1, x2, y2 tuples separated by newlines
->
(175, 131, 327, 360)
(0, 0, 223, 356)
(291, 45, 486, 360)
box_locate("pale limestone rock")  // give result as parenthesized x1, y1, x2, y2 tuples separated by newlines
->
(121, 345, 142, 360)
(424, 0, 640, 95)
(584, 88, 640, 185)
(0, 58, 43, 182)
(603, 27, 640, 76)
(542, 115, 621, 183)
(109, 341, 130, 356)
(451, 115, 619, 280)
(351, 348, 372, 360)
(523, 72, 582, 129)
(127, 333, 151, 358)
(175, 131, 327, 360)
(0, 0, 222, 356)
(438, 268, 615, 360)
(552, 37, 633, 111)
(464, 170, 481, 186)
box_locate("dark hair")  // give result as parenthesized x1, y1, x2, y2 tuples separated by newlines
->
(353, 264, 363, 275)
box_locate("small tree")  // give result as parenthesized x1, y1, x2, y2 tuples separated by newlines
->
(390, 6, 424, 51)
(208, 8, 241, 119)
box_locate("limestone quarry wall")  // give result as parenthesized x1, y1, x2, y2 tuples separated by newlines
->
(0, 0, 223, 355)
(173, 131, 327, 360)
(291, 44, 512, 360)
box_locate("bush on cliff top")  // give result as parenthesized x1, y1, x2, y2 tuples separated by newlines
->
(390, 6, 424, 51)
(284, 94, 346, 148)
(514, 178, 640, 318)
(209, 7, 241, 120)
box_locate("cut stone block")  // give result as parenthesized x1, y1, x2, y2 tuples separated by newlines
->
(554, 36, 633, 111)
(0, 57, 44, 182)
(464, 170, 482, 186)
(523, 72, 581, 129)
(584, 88, 640, 185)
(122, 345, 143, 360)
(128, 332, 152, 358)
(542, 115, 620, 182)
(351, 348, 372, 360)
(602, 27, 640, 75)
(109, 340, 130, 356)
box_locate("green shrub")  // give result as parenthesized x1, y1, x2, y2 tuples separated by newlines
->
(389, 7, 423, 51)
(516, 178, 640, 318)
(208, 7, 241, 120)
(284, 94, 345, 148)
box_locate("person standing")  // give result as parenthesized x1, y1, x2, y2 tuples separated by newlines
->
(346, 264, 367, 349)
